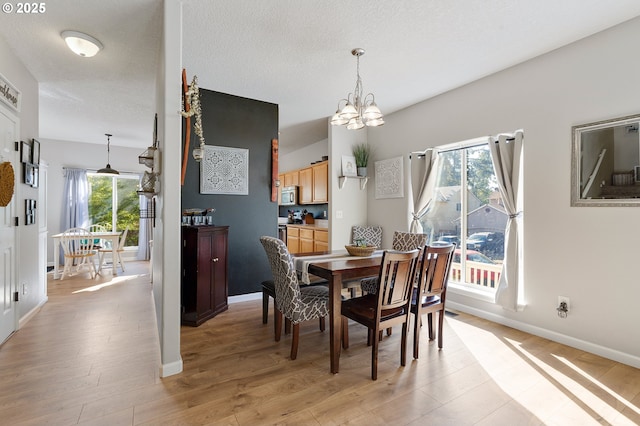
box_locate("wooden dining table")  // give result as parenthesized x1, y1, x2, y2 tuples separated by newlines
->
(51, 231, 122, 279)
(305, 254, 384, 374)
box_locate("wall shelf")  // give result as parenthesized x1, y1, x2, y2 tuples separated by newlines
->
(338, 175, 368, 190)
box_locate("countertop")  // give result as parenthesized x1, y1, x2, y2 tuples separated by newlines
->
(279, 218, 329, 229)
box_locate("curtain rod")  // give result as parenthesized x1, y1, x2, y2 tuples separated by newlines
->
(410, 136, 516, 158)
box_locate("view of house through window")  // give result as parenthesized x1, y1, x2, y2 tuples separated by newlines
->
(87, 173, 140, 248)
(419, 141, 505, 292)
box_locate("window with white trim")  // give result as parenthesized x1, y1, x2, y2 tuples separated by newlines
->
(419, 138, 505, 293)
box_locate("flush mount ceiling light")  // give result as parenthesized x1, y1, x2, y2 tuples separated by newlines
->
(61, 30, 103, 57)
(97, 133, 119, 175)
(331, 48, 384, 130)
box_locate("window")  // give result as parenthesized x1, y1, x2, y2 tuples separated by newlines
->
(87, 173, 140, 248)
(420, 139, 505, 292)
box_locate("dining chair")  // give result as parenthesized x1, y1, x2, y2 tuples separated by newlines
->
(360, 231, 428, 295)
(343, 225, 383, 298)
(98, 228, 128, 274)
(411, 243, 455, 358)
(340, 249, 421, 380)
(87, 223, 108, 248)
(260, 236, 329, 360)
(60, 227, 99, 280)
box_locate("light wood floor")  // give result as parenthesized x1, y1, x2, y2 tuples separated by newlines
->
(0, 261, 638, 425)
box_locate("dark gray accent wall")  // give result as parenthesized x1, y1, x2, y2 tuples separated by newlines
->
(182, 89, 278, 296)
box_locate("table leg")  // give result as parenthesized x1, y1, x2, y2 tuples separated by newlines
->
(329, 273, 343, 374)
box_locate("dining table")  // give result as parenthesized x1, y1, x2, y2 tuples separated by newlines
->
(51, 231, 122, 279)
(294, 250, 384, 374)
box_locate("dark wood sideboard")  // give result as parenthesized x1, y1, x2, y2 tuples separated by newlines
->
(181, 225, 229, 326)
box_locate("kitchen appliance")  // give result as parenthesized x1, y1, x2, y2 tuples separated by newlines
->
(280, 186, 298, 206)
(278, 225, 287, 242)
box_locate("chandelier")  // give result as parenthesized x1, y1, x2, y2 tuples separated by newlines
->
(331, 48, 384, 130)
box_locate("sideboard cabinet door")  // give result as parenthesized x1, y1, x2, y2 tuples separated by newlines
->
(181, 225, 229, 326)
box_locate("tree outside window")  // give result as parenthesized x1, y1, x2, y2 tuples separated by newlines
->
(88, 174, 140, 248)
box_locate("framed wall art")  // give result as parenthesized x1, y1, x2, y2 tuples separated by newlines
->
(25, 199, 36, 225)
(24, 162, 34, 186)
(341, 155, 357, 177)
(375, 156, 404, 199)
(20, 140, 31, 164)
(200, 145, 249, 195)
(31, 139, 40, 165)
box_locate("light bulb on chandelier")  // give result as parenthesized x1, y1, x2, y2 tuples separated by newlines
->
(331, 48, 384, 129)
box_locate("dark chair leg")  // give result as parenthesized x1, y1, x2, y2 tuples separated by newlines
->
(386, 327, 392, 336)
(413, 313, 420, 359)
(427, 312, 434, 340)
(275, 310, 283, 342)
(290, 323, 300, 360)
(319, 316, 325, 332)
(262, 291, 269, 324)
(285, 318, 291, 335)
(400, 322, 408, 367)
(272, 301, 279, 338)
(371, 327, 379, 380)
(438, 309, 444, 349)
(350, 287, 357, 298)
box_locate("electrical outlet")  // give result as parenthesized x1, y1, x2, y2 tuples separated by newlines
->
(558, 296, 570, 312)
(336, 210, 343, 219)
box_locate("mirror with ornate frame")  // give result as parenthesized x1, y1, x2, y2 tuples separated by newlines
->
(571, 113, 640, 206)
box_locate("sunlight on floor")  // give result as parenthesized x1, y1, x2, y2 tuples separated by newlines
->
(72, 274, 147, 293)
(448, 318, 638, 425)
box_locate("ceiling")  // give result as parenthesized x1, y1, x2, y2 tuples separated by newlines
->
(1, 1, 640, 152)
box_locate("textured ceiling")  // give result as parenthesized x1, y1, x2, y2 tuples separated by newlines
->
(1, 1, 640, 151)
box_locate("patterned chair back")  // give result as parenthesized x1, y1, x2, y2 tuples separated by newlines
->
(260, 236, 318, 324)
(392, 231, 427, 251)
(351, 225, 382, 247)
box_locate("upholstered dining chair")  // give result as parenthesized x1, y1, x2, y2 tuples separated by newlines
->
(260, 236, 329, 360)
(360, 231, 428, 295)
(98, 228, 128, 274)
(411, 243, 455, 358)
(341, 249, 421, 380)
(60, 227, 99, 280)
(351, 225, 382, 247)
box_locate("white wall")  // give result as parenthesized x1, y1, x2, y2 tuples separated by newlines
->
(279, 139, 328, 171)
(366, 17, 640, 367)
(0, 36, 43, 323)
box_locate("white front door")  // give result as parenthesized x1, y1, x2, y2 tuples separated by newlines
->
(0, 109, 17, 344)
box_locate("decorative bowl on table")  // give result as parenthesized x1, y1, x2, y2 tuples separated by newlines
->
(345, 245, 377, 257)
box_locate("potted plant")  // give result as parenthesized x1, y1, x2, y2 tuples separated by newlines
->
(352, 143, 371, 177)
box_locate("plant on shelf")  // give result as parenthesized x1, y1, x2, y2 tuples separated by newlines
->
(352, 143, 371, 176)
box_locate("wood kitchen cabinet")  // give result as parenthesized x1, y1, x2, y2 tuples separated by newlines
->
(299, 160, 328, 204)
(181, 225, 229, 326)
(283, 171, 299, 187)
(287, 225, 328, 253)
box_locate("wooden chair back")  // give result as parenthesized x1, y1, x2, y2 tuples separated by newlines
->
(417, 244, 456, 300)
(376, 249, 421, 317)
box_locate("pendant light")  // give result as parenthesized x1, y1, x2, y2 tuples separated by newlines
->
(331, 48, 384, 129)
(97, 133, 119, 175)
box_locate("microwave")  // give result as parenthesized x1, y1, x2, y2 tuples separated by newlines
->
(280, 186, 298, 206)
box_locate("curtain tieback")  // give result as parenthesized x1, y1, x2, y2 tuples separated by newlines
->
(411, 213, 420, 221)
(509, 211, 522, 219)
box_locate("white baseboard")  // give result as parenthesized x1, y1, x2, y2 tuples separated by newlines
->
(160, 358, 183, 378)
(18, 297, 48, 329)
(229, 292, 261, 304)
(447, 301, 640, 369)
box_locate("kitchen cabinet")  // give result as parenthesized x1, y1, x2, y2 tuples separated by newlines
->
(287, 225, 328, 253)
(287, 226, 300, 254)
(181, 225, 229, 326)
(314, 229, 328, 251)
(299, 161, 328, 204)
(283, 171, 299, 187)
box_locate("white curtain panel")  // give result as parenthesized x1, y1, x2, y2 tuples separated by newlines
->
(60, 168, 89, 264)
(408, 150, 439, 233)
(489, 130, 524, 311)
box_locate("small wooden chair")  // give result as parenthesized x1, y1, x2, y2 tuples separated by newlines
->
(341, 249, 421, 380)
(98, 228, 128, 274)
(411, 243, 455, 358)
(60, 227, 99, 280)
